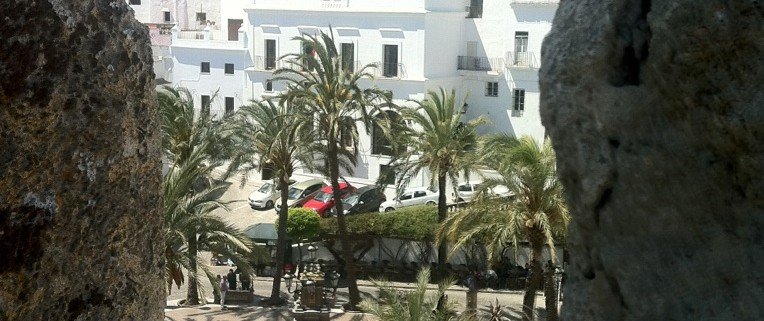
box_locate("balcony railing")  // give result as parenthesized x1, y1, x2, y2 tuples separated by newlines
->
(506, 51, 539, 69)
(371, 62, 407, 78)
(458, 56, 504, 72)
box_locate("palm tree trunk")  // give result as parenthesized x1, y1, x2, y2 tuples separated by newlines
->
(186, 232, 199, 305)
(522, 230, 544, 321)
(328, 143, 361, 309)
(269, 174, 290, 304)
(544, 264, 559, 321)
(437, 173, 448, 280)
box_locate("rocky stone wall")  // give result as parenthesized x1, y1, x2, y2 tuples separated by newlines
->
(0, 1, 164, 320)
(540, 1, 763, 320)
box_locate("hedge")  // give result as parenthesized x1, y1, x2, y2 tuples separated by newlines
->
(318, 205, 439, 241)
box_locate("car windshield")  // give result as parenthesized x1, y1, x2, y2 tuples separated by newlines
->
(287, 187, 304, 200)
(258, 183, 273, 194)
(343, 194, 360, 207)
(458, 185, 472, 192)
(313, 191, 331, 202)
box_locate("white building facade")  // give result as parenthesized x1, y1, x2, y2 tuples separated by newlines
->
(144, 0, 557, 196)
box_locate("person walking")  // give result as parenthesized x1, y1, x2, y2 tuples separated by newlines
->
(218, 275, 229, 309)
(227, 269, 237, 290)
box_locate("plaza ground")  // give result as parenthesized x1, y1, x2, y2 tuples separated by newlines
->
(164, 171, 551, 320)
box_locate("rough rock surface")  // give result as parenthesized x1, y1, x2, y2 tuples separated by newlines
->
(0, 1, 163, 320)
(540, 1, 763, 320)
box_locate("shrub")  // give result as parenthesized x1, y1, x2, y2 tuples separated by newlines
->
(319, 205, 438, 241)
(276, 208, 321, 241)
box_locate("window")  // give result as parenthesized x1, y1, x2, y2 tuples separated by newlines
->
(265, 79, 273, 92)
(467, 0, 483, 18)
(383, 45, 398, 77)
(514, 32, 530, 65)
(200, 62, 210, 73)
(225, 97, 235, 115)
(265, 39, 276, 70)
(196, 12, 206, 22)
(380, 165, 395, 185)
(341, 43, 355, 72)
(129, 0, 141, 5)
(486, 82, 499, 97)
(372, 111, 401, 156)
(414, 191, 427, 198)
(163, 11, 171, 22)
(513, 89, 525, 111)
(224, 63, 234, 75)
(228, 19, 243, 41)
(399, 193, 412, 201)
(201, 95, 211, 115)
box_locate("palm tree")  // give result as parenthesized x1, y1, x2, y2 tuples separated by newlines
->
(438, 135, 569, 321)
(163, 155, 262, 304)
(159, 86, 261, 305)
(360, 268, 457, 321)
(392, 88, 487, 279)
(228, 99, 314, 304)
(274, 29, 392, 308)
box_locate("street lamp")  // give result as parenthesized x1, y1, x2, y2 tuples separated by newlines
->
(307, 244, 317, 261)
(325, 270, 340, 296)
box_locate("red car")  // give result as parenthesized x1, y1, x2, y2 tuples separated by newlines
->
(302, 182, 356, 217)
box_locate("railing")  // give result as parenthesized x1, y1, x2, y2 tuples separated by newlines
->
(506, 51, 539, 69)
(458, 56, 504, 72)
(371, 62, 407, 79)
(176, 30, 208, 40)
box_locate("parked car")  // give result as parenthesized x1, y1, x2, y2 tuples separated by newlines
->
(379, 187, 439, 212)
(248, 180, 296, 209)
(327, 185, 387, 217)
(452, 182, 511, 203)
(274, 179, 325, 212)
(302, 182, 356, 217)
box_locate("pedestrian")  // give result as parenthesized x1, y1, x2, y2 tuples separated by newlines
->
(218, 275, 229, 309)
(227, 269, 237, 290)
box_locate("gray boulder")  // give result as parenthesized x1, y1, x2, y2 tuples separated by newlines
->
(540, 0, 763, 320)
(0, 0, 163, 320)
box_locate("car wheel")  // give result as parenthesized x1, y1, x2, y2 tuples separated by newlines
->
(426, 201, 436, 206)
(266, 200, 274, 209)
(384, 207, 395, 213)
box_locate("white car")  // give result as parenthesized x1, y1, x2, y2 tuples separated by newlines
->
(453, 182, 512, 203)
(248, 180, 295, 209)
(379, 187, 439, 212)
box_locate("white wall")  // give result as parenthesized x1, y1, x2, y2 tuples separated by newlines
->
(170, 47, 249, 116)
(127, 0, 152, 23)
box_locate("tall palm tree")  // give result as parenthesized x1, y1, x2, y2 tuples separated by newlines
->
(438, 135, 569, 321)
(274, 29, 392, 308)
(228, 99, 314, 304)
(392, 87, 487, 279)
(159, 86, 261, 305)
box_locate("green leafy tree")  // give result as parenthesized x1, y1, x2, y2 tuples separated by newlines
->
(159, 86, 262, 305)
(392, 87, 487, 278)
(274, 29, 392, 308)
(438, 135, 569, 321)
(361, 268, 458, 321)
(229, 99, 314, 304)
(278, 208, 321, 277)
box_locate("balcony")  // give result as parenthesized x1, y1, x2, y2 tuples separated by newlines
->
(371, 62, 407, 79)
(506, 51, 539, 69)
(457, 56, 504, 73)
(171, 26, 248, 50)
